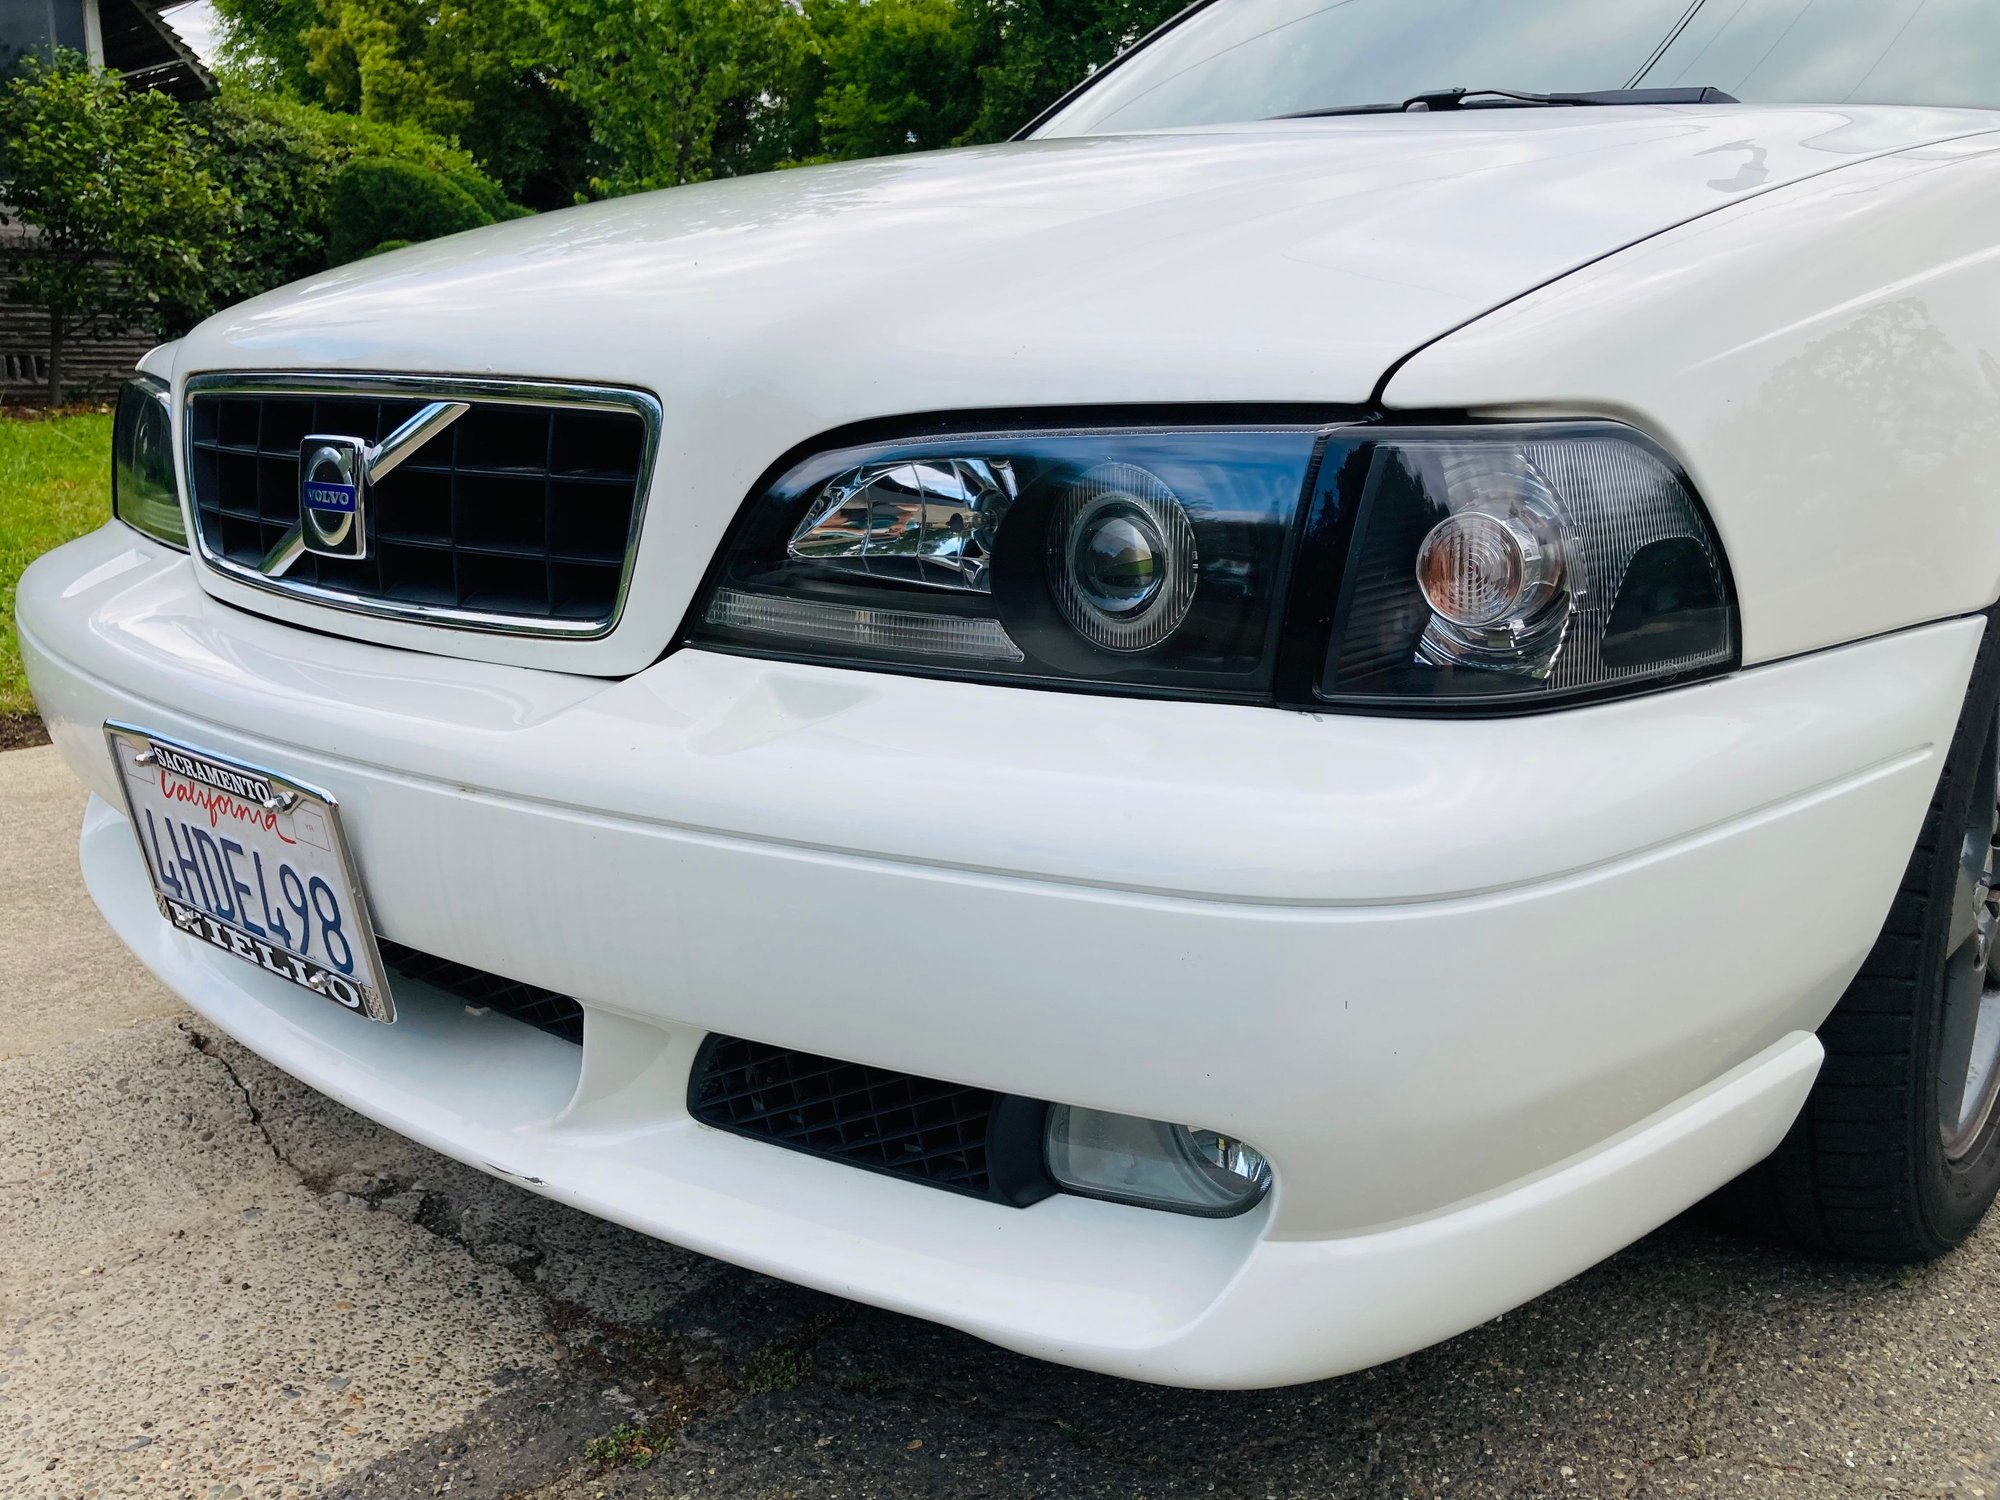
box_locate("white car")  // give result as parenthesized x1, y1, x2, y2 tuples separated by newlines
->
(20, 1, 2000, 1388)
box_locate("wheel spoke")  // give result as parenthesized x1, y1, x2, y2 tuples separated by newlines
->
(1949, 821, 1991, 952)
(1939, 706, 2000, 1158)
(1938, 939, 1987, 1148)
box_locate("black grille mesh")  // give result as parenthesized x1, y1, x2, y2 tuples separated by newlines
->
(690, 1036, 1052, 1205)
(187, 392, 647, 624)
(378, 939, 584, 1045)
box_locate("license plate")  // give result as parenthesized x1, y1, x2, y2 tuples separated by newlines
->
(106, 724, 394, 1022)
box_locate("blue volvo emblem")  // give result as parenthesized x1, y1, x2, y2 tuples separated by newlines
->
(299, 436, 370, 559)
(259, 401, 468, 581)
(304, 479, 357, 514)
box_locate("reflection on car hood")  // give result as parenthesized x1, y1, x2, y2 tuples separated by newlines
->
(186, 105, 1997, 418)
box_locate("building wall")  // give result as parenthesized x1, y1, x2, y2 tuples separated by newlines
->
(0, 294, 154, 400)
(0, 226, 155, 402)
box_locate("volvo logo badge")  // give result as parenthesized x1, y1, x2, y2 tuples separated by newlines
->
(260, 402, 468, 580)
(299, 436, 369, 559)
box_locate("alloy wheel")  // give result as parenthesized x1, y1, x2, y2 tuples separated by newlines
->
(1939, 708, 2000, 1160)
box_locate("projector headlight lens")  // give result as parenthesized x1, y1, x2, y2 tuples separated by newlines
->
(1044, 1104, 1272, 1217)
(1073, 502, 1162, 614)
(1052, 464, 1198, 651)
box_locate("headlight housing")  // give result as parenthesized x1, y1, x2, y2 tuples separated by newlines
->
(112, 375, 185, 550)
(689, 416, 1736, 712)
(698, 424, 1320, 700)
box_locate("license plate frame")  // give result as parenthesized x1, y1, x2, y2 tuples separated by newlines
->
(105, 722, 395, 1022)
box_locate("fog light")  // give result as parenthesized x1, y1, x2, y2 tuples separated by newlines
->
(1044, 1105, 1272, 1217)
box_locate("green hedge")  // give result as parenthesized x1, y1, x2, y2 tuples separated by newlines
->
(186, 89, 521, 306)
(327, 159, 495, 263)
(441, 167, 512, 222)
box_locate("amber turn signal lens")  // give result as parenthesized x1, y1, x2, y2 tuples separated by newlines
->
(1415, 511, 1523, 627)
(1415, 507, 1568, 631)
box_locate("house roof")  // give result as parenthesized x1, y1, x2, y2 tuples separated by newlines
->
(100, 0, 213, 101)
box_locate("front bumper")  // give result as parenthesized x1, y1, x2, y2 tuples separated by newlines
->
(19, 524, 1981, 1386)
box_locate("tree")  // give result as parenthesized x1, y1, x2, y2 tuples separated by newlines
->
(0, 54, 234, 404)
(207, 0, 322, 95)
(211, 0, 590, 207)
(810, 0, 981, 159)
(524, 0, 813, 193)
(207, 0, 1193, 203)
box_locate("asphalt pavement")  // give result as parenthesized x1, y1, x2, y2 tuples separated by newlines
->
(5, 741, 2000, 1500)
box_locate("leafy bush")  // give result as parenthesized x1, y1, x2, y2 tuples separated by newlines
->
(186, 88, 515, 305)
(441, 167, 507, 219)
(441, 167, 534, 221)
(325, 158, 494, 262)
(0, 54, 232, 401)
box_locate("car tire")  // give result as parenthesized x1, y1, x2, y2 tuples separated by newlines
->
(1758, 609, 2000, 1261)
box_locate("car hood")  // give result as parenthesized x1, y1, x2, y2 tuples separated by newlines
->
(172, 104, 2000, 675)
(182, 104, 1997, 415)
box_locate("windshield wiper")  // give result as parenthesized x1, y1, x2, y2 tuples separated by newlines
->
(1276, 85, 1738, 121)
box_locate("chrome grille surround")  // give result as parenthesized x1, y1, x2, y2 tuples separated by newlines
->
(182, 373, 663, 638)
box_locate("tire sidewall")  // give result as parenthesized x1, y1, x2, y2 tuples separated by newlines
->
(1911, 622, 2000, 1246)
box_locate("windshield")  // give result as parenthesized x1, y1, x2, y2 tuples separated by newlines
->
(1033, 0, 2000, 137)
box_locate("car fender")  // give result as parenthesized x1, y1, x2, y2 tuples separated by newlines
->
(1382, 131, 2000, 667)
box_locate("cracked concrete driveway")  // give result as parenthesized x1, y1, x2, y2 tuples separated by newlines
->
(6, 741, 2000, 1500)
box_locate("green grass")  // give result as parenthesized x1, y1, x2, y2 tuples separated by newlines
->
(583, 1422, 675, 1469)
(0, 409, 113, 719)
(741, 1341, 816, 1393)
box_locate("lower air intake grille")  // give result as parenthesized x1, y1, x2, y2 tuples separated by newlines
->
(378, 939, 584, 1046)
(689, 1036, 1053, 1206)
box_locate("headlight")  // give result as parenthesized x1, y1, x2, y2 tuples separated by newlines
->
(112, 375, 185, 549)
(699, 426, 1318, 696)
(689, 417, 1736, 710)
